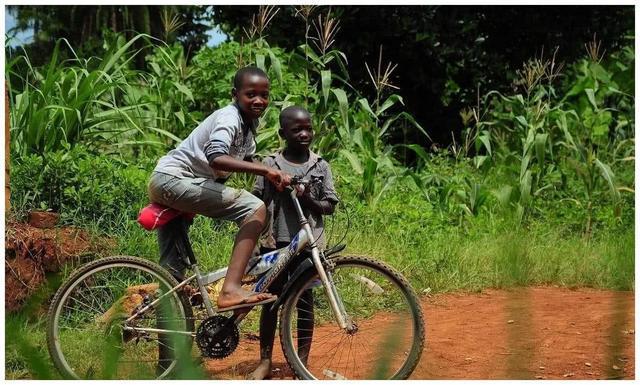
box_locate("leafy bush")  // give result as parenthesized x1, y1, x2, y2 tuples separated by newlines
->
(11, 145, 150, 230)
(189, 41, 308, 114)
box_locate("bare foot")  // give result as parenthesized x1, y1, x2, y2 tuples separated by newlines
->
(247, 358, 272, 380)
(217, 289, 275, 310)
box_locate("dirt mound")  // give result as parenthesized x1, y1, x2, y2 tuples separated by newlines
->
(203, 286, 634, 380)
(5, 221, 114, 312)
(5, 254, 45, 313)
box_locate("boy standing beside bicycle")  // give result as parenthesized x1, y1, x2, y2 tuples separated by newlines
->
(250, 105, 340, 379)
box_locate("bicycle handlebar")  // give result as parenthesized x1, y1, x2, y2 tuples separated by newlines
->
(290, 175, 323, 186)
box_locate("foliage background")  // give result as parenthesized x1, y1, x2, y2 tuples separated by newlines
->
(212, 6, 634, 151)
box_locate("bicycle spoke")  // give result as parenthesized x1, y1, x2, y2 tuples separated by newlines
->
(48, 258, 194, 380)
(315, 332, 347, 372)
(62, 296, 105, 319)
(349, 335, 357, 378)
(280, 256, 424, 380)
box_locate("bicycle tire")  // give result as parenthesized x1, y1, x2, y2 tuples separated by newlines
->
(279, 255, 425, 380)
(46, 255, 194, 380)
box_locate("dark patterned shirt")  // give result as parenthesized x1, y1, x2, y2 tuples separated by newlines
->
(253, 151, 339, 250)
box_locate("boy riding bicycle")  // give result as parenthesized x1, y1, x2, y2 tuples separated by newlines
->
(147, 66, 290, 312)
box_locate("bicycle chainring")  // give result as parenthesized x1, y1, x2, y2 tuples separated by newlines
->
(195, 315, 239, 359)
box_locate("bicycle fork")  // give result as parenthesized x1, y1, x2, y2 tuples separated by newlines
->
(310, 246, 355, 332)
(288, 216, 352, 335)
(291, 188, 355, 332)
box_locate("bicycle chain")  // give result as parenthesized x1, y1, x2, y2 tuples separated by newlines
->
(130, 315, 207, 322)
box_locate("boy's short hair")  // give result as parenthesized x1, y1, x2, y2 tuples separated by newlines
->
(233, 66, 268, 90)
(279, 106, 310, 128)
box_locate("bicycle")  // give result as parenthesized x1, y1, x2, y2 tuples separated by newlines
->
(46, 177, 425, 380)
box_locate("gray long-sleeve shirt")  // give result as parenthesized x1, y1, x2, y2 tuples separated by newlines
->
(154, 103, 257, 180)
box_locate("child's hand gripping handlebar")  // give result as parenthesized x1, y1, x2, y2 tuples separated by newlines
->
(289, 176, 323, 196)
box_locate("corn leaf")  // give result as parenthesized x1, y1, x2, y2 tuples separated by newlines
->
(331, 88, 350, 131)
(173, 82, 194, 102)
(594, 159, 619, 199)
(255, 54, 266, 72)
(267, 49, 283, 83)
(585, 88, 598, 110)
(378, 94, 403, 116)
(340, 149, 363, 174)
(357, 98, 376, 119)
(534, 133, 548, 167)
(321, 70, 331, 105)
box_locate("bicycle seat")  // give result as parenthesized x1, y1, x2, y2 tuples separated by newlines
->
(137, 203, 196, 231)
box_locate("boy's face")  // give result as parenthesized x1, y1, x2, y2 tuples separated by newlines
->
(233, 74, 270, 121)
(281, 111, 313, 152)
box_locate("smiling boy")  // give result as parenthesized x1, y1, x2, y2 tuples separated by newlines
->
(148, 66, 290, 311)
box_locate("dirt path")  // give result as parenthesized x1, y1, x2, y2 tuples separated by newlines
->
(203, 286, 634, 380)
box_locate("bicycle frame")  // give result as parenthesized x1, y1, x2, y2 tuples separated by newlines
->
(125, 182, 353, 337)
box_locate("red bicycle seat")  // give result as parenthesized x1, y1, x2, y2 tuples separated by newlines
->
(137, 203, 196, 231)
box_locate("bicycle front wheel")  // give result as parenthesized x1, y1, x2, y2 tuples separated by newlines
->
(46, 256, 194, 380)
(279, 255, 425, 380)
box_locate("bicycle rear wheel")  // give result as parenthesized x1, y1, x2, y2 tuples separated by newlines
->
(46, 256, 194, 379)
(279, 255, 425, 380)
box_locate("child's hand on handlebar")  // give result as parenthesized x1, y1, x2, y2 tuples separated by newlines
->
(266, 169, 291, 192)
(294, 184, 306, 197)
(291, 176, 323, 197)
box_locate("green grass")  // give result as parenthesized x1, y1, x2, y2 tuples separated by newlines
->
(5, 169, 634, 379)
(344, 201, 634, 293)
(324, 164, 635, 293)
(6, 301, 55, 379)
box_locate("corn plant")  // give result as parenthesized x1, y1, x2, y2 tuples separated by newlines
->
(555, 39, 633, 235)
(558, 111, 621, 236)
(137, 43, 199, 142)
(474, 40, 632, 231)
(406, 148, 488, 223)
(473, 51, 567, 222)
(338, 46, 428, 204)
(294, 5, 318, 103)
(290, 8, 351, 158)
(7, 34, 184, 158)
(455, 180, 489, 218)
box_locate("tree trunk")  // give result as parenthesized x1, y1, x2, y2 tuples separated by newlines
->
(5, 86, 10, 211)
(112, 6, 118, 32)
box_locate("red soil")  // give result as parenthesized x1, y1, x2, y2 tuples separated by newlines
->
(203, 286, 635, 380)
(5, 221, 113, 312)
